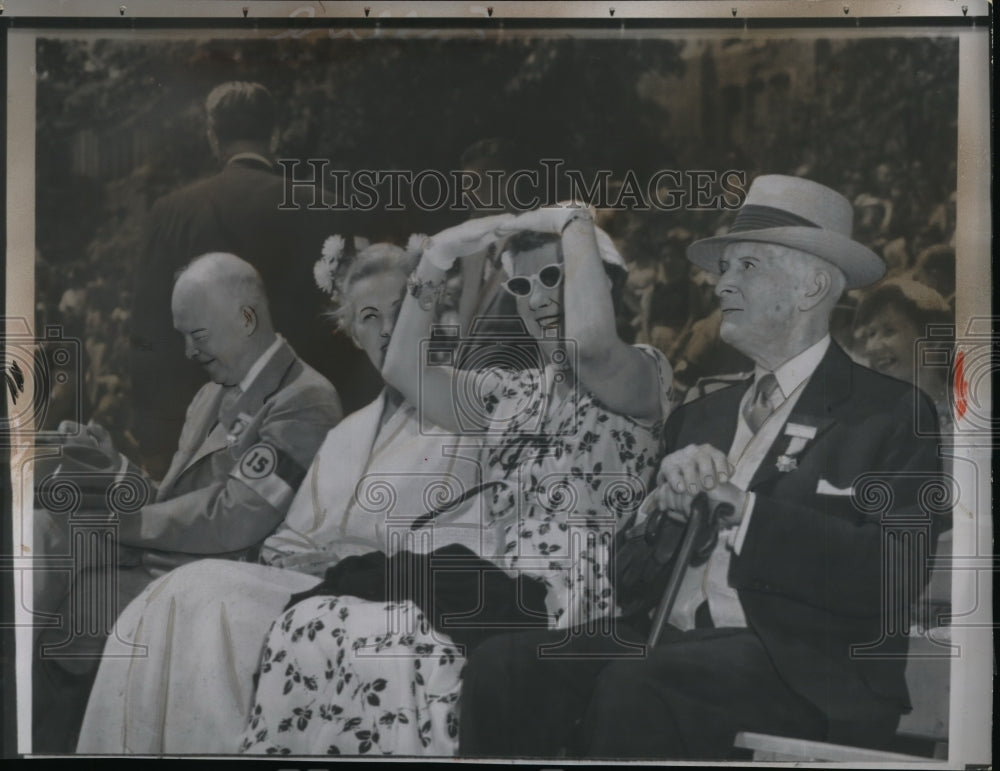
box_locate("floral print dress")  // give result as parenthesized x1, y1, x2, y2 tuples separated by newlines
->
(239, 346, 671, 756)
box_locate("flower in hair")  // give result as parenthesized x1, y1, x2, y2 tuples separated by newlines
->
(314, 235, 346, 296)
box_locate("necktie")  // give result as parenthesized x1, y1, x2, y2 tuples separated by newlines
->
(742, 373, 780, 433)
(218, 385, 242, 425)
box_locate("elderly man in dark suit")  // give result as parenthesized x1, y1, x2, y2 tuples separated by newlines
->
(458, 175, 946, 759)
(130, 81, 375, 478)
(35, 253, 343, 752)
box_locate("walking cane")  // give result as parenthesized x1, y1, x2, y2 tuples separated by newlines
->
(646, 493, 709, 647)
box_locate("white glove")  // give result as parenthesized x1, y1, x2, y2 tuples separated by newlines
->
(422, 213, 515, 270)
(493, 201, 595, 236)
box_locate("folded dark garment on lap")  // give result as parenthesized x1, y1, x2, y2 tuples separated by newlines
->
(284, 543, 549, 651)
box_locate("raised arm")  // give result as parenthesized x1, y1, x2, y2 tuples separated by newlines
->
(455, 249, 488, 337)
(498, 205, 668, 423)
(381, 214, 513, 433)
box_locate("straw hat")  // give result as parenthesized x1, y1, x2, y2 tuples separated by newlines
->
(687, 174, 886, 289)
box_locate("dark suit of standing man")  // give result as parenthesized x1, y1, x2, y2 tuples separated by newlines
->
(130, 81, 378, 478)
(458, 175, 947, 759)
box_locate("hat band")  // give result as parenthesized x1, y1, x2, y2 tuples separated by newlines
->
(728, 204, 821, 233)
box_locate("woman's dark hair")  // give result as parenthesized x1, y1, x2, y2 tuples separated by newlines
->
(855, 279, 951, 332)
(503, 230, 561, 256)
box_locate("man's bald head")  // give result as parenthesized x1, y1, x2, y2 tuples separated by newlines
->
(171, 253, 277, 386)
(174, 252, 272, 319)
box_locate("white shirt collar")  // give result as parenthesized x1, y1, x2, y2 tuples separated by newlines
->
(226, 151, 274, 169)
(239, 335, 283, 392)
(755, 334, 830, 401)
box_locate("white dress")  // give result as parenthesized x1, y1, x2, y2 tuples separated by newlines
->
(77, 394, 487, 754)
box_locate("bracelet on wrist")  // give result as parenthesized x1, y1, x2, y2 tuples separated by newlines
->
(406, 272, 444, 312)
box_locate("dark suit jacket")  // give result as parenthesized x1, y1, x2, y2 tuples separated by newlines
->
(129, 156, 379, 472)
(664, 342, 945, 739)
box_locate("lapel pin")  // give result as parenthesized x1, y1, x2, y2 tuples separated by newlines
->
(776, 421, 817, 471)
(226, 413, 253, 447)
(776, 455, 798, 473)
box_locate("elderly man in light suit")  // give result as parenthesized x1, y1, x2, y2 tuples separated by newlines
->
(34, 252, 342, 752)
(458, 175, 946, 759)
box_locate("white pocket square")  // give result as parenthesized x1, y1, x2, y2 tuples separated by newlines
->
(816, 479, 854, 496)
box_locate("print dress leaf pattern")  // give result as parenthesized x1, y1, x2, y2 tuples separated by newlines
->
(239, 346, 670, 755)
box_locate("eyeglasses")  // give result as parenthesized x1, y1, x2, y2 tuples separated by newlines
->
(502, 263, 563, 297)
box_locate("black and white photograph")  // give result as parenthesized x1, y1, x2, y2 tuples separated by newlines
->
(1, 1, 993, 764)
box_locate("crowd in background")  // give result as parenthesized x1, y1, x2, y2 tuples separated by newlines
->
(29, 34, 960, 459)
(605, 158, 957, 398)
(34, 152, 957, 455)
(20, 33, 965, 759)
(36, 262, 139, 456)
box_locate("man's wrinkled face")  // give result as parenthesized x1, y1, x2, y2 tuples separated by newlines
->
(172, 283, 251, 386)
(714, 242, 809, 360)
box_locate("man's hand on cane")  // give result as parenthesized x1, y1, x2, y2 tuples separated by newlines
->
(641, 446, 748, 647)
(643, 443, 748, 529)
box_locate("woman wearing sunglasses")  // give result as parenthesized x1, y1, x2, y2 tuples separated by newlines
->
(239, 206, 673, 756)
